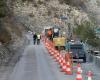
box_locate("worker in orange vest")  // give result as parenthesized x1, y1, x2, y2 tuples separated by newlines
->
(65, 52, 73, 67)
(47, 29, 53, 41)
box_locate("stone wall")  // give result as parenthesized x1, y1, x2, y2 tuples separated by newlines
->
(87, 52, 100, 68)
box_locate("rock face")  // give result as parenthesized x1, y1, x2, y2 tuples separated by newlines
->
(0, 0, 30, 65)
(0, 16, 28, 65)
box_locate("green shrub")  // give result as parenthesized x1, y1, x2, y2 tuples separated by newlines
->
(0, 7, 6, 17)
(74, 21, 99, 47)
(0, 0, 6, 18)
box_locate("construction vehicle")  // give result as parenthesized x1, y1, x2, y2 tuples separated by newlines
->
(53, 37, 66, 50)
(44, 27, 53, 40)
(44, 26, 67, 50)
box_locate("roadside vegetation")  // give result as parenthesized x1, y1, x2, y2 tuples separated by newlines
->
(74, 21, 100, 47)
(0, 0, 25, 44)
(0, 0, 11, 44)
(0, 0, 6, 18)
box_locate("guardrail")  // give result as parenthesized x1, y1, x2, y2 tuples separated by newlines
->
(94, 56, 100, 68)
(86, 52, 100, 68)
(83, 42, 100, 68)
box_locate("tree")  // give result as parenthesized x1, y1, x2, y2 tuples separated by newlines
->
(74, 21, 99, 47)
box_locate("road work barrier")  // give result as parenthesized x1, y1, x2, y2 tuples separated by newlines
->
(42, 37, 95, 79)
(77, 63, 83, 74)
(94, 56, 100, 68)
(87, 71, 93, 80)
(43, 37, 73, 75)
(76, 63, 83, 80)
(76, 71, 83, 80)
(65, 61, 73, 75)
(65, 52, 73, 68)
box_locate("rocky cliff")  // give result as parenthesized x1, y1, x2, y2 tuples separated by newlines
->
(0, 0, 28, 65)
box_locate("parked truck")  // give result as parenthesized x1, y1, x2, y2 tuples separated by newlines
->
(66, 40, 86, 62)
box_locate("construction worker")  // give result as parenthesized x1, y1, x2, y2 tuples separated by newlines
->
(33, 33, 37, 44)
(47, 28, 53, 41)
(65, 52, 73, 67)
(37, 33, 41, 45)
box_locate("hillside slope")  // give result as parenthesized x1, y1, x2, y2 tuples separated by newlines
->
(10, 0, 90, 32)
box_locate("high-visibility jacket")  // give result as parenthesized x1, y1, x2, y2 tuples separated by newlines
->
(47, 30, 52, 36)
(65, 53, 73, 65)
(37, 34, 41, 39)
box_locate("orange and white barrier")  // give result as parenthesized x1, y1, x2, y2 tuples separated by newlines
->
(76, 71, 83, 80)
(43, 37, 95, 79)
(65, 61, 73, 75)
(76, 63, 83, 80)
(77, 63, 83, 74)
(87, 71, 93, 80)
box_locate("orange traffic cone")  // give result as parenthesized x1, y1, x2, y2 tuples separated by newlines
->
(77, 63, 82, 74)
(58, 57, 62, 64)
(45, 42, 47, 47)
(56, 57, 61, 63)
(52, 51, 57, 57)
(48, 47, 52, 53)
(59, 57, 66, 71)
(50, 51, 54, 56)
(62, 63, 67, 72)
(56, 54, 60, 62)
(76, 71, 83, 80)
(59, 57, 65, 68)
(53, 53, 58, 59)
(87, 71, 93, 80)
(52, 50, 59, 58)
(54, 53, 60, 61)
(51, 48, 55, 52)
(65, 62, 72, 75)
(54, 51, 59, 57)
(59, 57, 65, 66)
